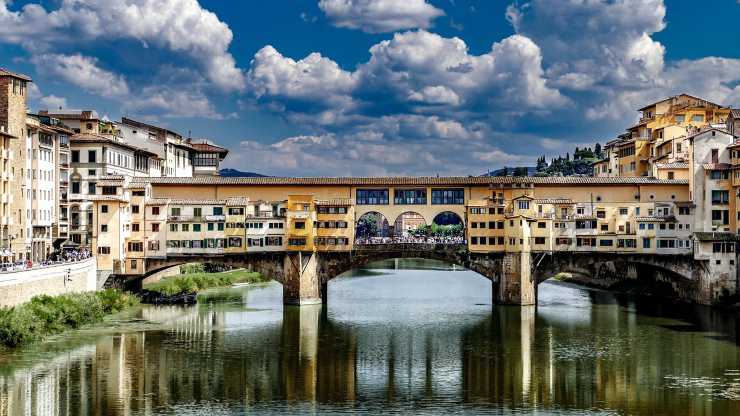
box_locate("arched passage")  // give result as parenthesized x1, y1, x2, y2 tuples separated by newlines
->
(432, 211, 465, 242)
(355, 211, 390, 241)
(393, 211, 427, 237)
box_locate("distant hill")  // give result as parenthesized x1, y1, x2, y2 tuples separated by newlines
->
(219, 168, 268, 178)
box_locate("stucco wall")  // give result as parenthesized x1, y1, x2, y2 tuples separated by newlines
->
(0, 258, 97, 307)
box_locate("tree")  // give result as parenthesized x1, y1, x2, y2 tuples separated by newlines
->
(594, 143, 602, 158)
(536, 155, 548, 172)
(513, 166, 529, 177)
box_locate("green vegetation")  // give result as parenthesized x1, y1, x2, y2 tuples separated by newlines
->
(144, 269, 266, 297)
(409, 223, 464, 237)
(0, 290, 139, 348)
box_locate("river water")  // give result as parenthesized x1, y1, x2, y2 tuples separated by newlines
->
(1, 259, 740, 415)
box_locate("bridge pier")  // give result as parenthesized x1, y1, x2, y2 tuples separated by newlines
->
(283, 252, 322, 305)
(495, 252, 536, 306)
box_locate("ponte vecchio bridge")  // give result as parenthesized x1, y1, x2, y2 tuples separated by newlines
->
(101, 176, 737, 306)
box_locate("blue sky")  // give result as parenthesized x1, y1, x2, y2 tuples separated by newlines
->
(1, 0, 739, 176)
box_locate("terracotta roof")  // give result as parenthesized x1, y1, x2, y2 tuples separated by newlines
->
(186, 140, 228, 156)
(573, 214, 597, 220)
(635, 216, 673, 222)
(731, 109, 740, 118)
(687, 127, 734, 141)
(655, 162, 688, 169)
(702, 163, 732, 171)
(0, 68, 32, 81)
(694, 232, 739, 242)
(70, 195, 126, 202)
(637, 94, 725, 111)
(133, 176, 689, 186)
(97, 180, 123, 187)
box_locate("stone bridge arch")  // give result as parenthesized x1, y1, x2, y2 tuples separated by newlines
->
(532, 251, 713, 304)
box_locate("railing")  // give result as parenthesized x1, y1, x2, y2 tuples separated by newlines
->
(355, 236, 466, 245)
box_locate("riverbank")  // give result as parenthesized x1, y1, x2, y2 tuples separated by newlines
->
(0, 290, 139, 348)
(140, 269, 267, 304)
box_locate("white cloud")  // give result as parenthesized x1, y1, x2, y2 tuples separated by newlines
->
(124, 86, 226, 119)
(39, 95, 68, 110)
(0, 0, 244, 91)
(318, 0, 444, 33)
(32, 54, 130, 98)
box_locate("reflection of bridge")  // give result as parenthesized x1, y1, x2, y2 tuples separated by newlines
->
(127, 243, 714, 305)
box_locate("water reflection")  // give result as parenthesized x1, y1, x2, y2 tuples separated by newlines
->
(1, 262, 740, 415)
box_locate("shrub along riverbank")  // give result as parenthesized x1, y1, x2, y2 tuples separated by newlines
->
(141, 269, 267, 304)
(0, 290, 139, 348)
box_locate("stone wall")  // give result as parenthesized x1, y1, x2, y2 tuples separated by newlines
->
(0, 258, 97, 307)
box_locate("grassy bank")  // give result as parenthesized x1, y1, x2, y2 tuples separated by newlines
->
(0, 290, 139, 348)
(144, 269, 267, 297)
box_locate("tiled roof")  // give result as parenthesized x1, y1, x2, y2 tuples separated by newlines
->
(315, 198, 354, 206)
(145, 198, 171, 206)
(535, 198, 574, 204)
(702, 163, 732, 171)
(70, 195, 126, 202)
(635, 216, 673, 222)
(225, 197, 250, 206)
(687, 127, 734, 141)
(573, 214, 597, 220)
(0, 68, 32, 81)
(168, 199, 227, 205)
(134, 176, 689, 186)
(731, 109, 740, 118)
(694, 232, 739, 242)
(186, 140, 229, 156)
(0, 129, 16, 139)
(655, 162, 688, 169)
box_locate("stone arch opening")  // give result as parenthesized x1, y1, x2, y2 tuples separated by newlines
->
(393, 211, 427, 237)
(355, 211, 390, 241)
(432, 211, 465, 240)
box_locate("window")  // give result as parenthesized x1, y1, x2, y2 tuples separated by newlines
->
(675, 114, 685, 123)
(132, 223, 140, 232)
(193, 224, 201, 232)
(471, 237, 478, 245)
(101, 224, 108, 232)
(517, 200, 530, 210)
(596, 210, 606, 219)
(152, 223, 160, 232)
(619, 208, 628, 215)
(98, 247, 110, 255)
(72, 181, 80, 194)
(132, 190, 145, 197)
(228, 237, 243, 247)
(599, 239, 613, 247)
(356, 189, 389, 205)
(601, 224, 608, 231)
(213, 207, 223, 216)
(207, 223, 214, 231)
(148, 241, 160, 251)
(712, 242, 735, 253)
(295, 221, 306, 229)
(658, 239, 676, 249)
(712, 210, 729, 224)
(170, 224, 178, 232)
(101, 204, 108, 213)
(648, 223, 654, 230)
(538, 222, 546, 228)
(692, 114, 704, 123)
(643, 238, 651, 249)
(152, 206, 160, 215)
(128, 242, 143, 252)
(218, 223, 224, 231)
(712, 190, 729, 205)
(181, 224, 190, 232)
(228, 208, 244, 215)
(534, 237, 546, 245)
(431, 188, 465, 205)
(288, 238, 307, 246)
(678, 207, 690, 215)
(394, 189, 427, 205)
(639, 223, 646, 230)
(88, 150, 96, 163)
(171, 207, 181, 216)
(711, 148, 719, 164)
(132, 205, 140, 214)
(102, 186, 116, 195)
(88, 182, 96, 194)
(71, 151, 80, 163)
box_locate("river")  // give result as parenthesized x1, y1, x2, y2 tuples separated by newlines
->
(1, 259, 739, 415)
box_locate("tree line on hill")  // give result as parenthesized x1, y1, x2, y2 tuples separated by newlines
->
(491, 143, 603, 177)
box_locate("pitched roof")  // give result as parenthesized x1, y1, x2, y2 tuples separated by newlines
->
(133, 176, 689, 187)
(694, 232, 739, 242)
(731, 109, 740, 118)
(0, 68, 32, 81)
(186, 140, 229, 157)
(702, 163, 732, 171)
(655, 162, 689, 169)
(535, 198, 574, 204)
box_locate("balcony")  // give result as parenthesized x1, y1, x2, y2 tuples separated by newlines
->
(289, 211, 310, 219)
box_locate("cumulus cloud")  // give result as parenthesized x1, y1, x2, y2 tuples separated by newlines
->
(39, 95, 68, 110)
(246, 30, 567, 127)
(32, 54, 130, 98)
(123, 86, 226, 120)
(0, 0, 244, 91)
(318, 0, 445, 33)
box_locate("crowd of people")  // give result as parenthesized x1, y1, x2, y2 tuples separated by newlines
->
(0, 249, 93, 273)
(355, 235, 466, 245)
